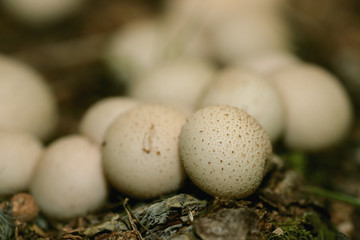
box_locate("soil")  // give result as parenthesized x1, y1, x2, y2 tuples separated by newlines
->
(1, 0, 360, 239)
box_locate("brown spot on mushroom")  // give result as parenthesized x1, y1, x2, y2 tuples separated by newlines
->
(142, 124, 155, 154)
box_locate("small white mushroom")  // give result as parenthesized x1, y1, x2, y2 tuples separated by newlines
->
(198, 68, 285, 142)
(79, 97, 140, 144)
(129, 58, 216, 114)
(270, 63, 353, 151)
(0, 55, 58, 140)
(102, 104, 187, 199)
(2, 0, 85, 25)
(164, 0, 286, 29)
(30, 135, 107, 219)
(208, 9, 291, 64)
(179, 105, 272, 199)
(104, 19, 211, 85)
(0, 131, 43, 195)
(104, 19, 166, 84)
(237, 51, 300, 76)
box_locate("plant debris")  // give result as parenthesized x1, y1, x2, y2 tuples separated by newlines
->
(193, 208, 259, 240)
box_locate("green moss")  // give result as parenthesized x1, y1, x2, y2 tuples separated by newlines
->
(267, 212, 337, 240)
(268, 219, 314, 240)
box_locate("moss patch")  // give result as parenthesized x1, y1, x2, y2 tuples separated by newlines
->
(267, 212, 337, 240)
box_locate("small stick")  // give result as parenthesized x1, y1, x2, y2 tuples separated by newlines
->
(123, 198, 144, 240)
(123, 199, 161, 240)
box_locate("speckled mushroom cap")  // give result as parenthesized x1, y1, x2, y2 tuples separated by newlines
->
(2, 0, 85, 25)
(270, 63, 353, 151)
(179, 105, 272, 199)
(198, 68, 285, 142)
(129, 58, 215, 114)
(0, 131, 43, 195)
(30, 135, 107, 219)
(79, 97, 140, 144)
(0, 55, 58, 140)
(102, 104, 187, 199)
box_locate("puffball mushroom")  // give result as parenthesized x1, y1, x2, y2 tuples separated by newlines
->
(79, 97, 140, 144)
(270, 63, 353, 151)
(2, 0, 85, 25)
(104, 19, 210, 85)
(102, 104, 187, 199)
(0, 55, 58, 140)
(30, 135, 107, 219)
(198, 68, 284, 142)
(208, 9, 291, 64)
(164, 0, 286, 28)
(104, 20, 166, 84)
(129, 58, 216, 114)
(179, 105, 272, 199)
(237, 51, 300, 76)
(0, 131, 43, 195)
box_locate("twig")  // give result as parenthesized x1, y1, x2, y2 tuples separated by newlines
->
(122, 199, 162, 240)
(122, 198, 144, 240)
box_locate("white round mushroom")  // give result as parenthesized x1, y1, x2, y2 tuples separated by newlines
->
(79, 97, 140, 144)
(270, 63, 353, 151)
(198, 68, 285, 142)
(208, 9, 291, 64)
(2, 0, 85, 25)
(179, 105, 272, 199)
(129, 58, 216, 114)
(0, 55, 58, 140)
(0, 131, 43, 195)
(164, 0, 286, 29)
(30, 135, 107, 219)
(104, 19, 211, 85)
(102, 104, 187, 199)
(104, 19, 166, 84)
(236, 51, 300, 76)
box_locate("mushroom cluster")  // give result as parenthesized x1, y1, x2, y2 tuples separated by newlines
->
(0, 0, 355, 222)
